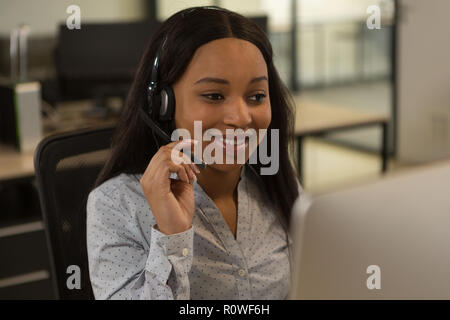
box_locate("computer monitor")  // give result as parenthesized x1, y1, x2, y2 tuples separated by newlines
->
(289, 160, 450, 299)
(249, 16, 268, 35)
(51, 20, 161, 112)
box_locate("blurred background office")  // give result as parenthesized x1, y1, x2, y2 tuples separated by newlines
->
(0, 0, 449, 299)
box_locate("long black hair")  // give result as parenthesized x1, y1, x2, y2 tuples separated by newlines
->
(94, 6, 300, 230)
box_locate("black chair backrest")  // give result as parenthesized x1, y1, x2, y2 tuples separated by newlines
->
(34, 126, 115, 299)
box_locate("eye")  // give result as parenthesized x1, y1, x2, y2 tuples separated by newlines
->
(249, 93, 267, 103)
(201, 93, 267, 104)
(201, 93, 224, 101)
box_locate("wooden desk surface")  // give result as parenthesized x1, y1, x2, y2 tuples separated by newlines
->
(0, 146, 35, 181)
(0, 100, 118, 181)
(294, 96, 388, 135)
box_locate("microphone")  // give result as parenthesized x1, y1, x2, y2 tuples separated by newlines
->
(140, 108, 206, 170)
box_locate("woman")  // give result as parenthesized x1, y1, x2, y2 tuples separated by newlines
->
(87, 6, 303, 300)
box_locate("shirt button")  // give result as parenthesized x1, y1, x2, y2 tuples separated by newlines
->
(182, 248, 189, 257)
(238, 269, 246, 277)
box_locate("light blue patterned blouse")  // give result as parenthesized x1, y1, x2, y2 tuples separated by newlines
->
(86, 163, 303, 300)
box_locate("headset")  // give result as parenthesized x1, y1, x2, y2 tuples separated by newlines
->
(140, 36, 205, 169)
(140, 6, 228, 143)
(139, 36, 175, 146)
(139, 7, 232, 170)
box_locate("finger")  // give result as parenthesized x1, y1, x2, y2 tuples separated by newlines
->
(172, 148, 198, 169)
(155, 149, 189, 183)
(168, 162, 190, 184)
(179, 165, 192, 184)
(180, 155, 199, 183)
(150, 141, 199, 184)
(182, 162, 196, 184)
(170, 140, 199, 158)
(180, 151, 195, 166)
(190, 163, 200, 174)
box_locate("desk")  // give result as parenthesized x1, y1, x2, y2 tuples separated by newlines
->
(0, 100, 118, 182)
(0, 146, 35, 182)
(295, 97, 389, 179)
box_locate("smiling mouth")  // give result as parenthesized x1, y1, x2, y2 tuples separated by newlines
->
(201, 130, 257, 155)
(211, 135, 251, 156)
(217, 136, 248, 147)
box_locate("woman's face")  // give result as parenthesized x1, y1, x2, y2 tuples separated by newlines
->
(173, 37, 272, 172)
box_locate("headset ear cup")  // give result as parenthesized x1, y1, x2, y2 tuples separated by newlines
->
(158, 86, 176, 122)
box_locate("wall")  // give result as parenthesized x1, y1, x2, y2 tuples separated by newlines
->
(397, 0, 450, 163)
(0, 0, 146, 37)
(158, 0, 267, 20)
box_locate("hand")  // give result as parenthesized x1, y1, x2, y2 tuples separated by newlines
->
(140, 140, 200, 235)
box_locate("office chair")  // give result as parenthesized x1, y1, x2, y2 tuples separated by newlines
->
(34, 126, 115, 299)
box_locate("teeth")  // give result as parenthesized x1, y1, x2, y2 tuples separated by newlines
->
(218, 136, 246, 146)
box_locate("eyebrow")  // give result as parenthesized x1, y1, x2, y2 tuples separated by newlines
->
(194, 76, 268, 85)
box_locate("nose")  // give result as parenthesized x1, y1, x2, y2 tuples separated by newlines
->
(223, 97, 252, 129)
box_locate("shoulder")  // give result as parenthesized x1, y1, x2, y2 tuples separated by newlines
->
(89, 173, 141, 199)
(86, 173, 153, 241)
(86, 173, 153, 255)
(87, 173, 145, 216)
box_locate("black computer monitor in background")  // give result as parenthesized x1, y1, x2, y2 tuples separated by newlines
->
(249, 16, 269, 35)
(52, 20, 161, 116)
